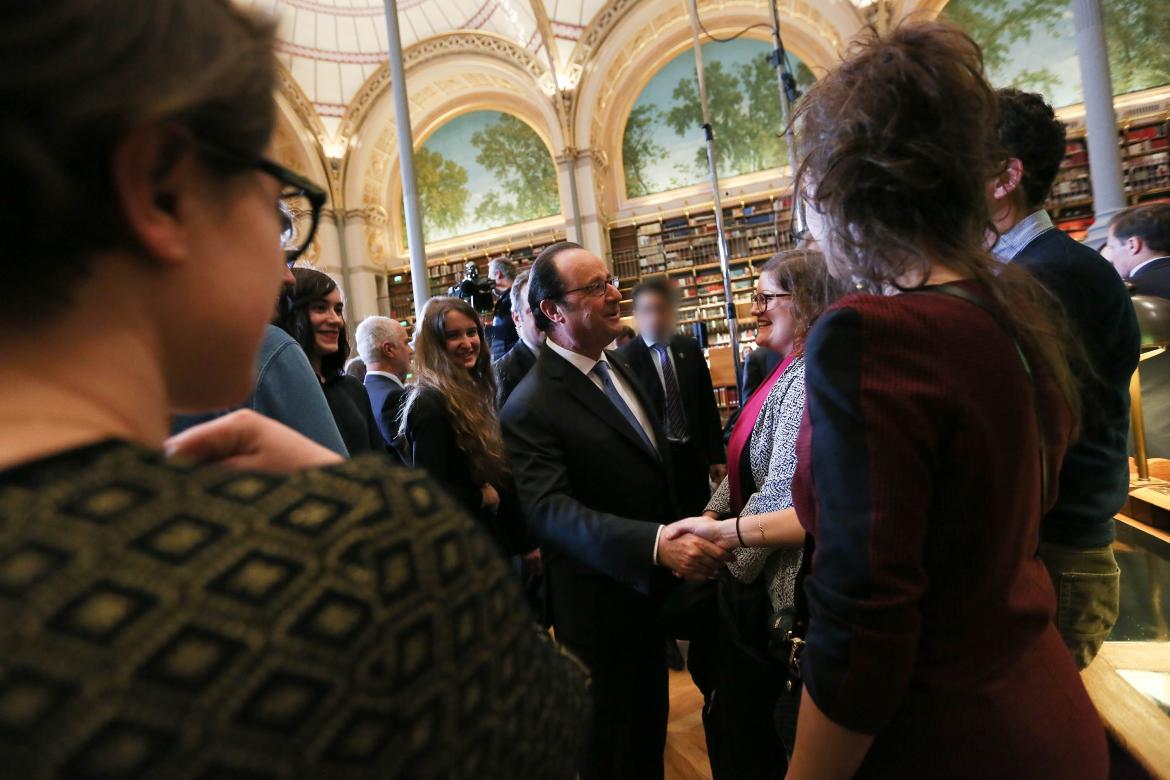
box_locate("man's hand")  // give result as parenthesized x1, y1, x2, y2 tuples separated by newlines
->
(709, 464, 728, 484)
(522, 548, 543, 578)
(663, 516, 728, 545)
(657, 531, 734, 581)
(165, 409, 344, 472)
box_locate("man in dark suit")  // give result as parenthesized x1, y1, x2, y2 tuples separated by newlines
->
(620, 278, 726, 516)
(501, 242, 732, 780)
(493, 269, 544, 408)
(488, 257, 520, 360)
(1102, 202, 1170, 298)
(354, 315, 412, 458)
(990, 88, 1141, 668)
(1102, 203, 1170, 461)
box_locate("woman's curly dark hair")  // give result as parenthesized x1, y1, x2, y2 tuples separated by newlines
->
(795, 20, 1081, 435)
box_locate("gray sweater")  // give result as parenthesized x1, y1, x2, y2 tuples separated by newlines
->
(706, 356, 805, 611)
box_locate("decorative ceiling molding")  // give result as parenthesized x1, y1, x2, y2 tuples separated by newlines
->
(276, 60, 329, 145)
(336, 30, 550, 144)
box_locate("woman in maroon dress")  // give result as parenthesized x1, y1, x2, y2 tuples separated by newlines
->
(782, 21, 1107, 779)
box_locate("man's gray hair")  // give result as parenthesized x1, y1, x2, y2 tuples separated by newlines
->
(354, 316, 407, 365)
(510, 269, 531, 312)
(488, 257, 517, 282)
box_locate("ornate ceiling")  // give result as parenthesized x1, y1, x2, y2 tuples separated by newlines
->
(240, 0, 607, 134)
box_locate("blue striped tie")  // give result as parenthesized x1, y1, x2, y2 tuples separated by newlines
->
(592, 361, 656, 454)
(653, 344, 689, 442)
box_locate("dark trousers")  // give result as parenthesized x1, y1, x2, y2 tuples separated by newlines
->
(705, 572, 789, 780)
(669, 439, 713, 517)
(555, 627, 669, 780)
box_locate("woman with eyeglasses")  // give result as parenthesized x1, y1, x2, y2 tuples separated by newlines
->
(276, 268, 386, 456)
(170, 206, 349, 455)
(0, 2, 587, 776)
(400, 297, 531, 558)
(665, 250, 848, 777)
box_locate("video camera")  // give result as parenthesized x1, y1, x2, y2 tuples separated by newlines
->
(448, 261, 496, 314)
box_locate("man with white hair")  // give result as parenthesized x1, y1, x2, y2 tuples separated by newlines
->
(355, 316, 413, 452)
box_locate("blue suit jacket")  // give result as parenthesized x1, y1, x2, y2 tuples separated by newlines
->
(364, 372, 407, 459)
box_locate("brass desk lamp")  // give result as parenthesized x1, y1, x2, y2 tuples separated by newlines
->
(1130, 294, 1170, 483)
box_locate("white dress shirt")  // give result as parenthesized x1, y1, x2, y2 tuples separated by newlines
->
(545, 337, 666, 564)
(1130, 255, 1170, 279)
(642, 334, 678, 394)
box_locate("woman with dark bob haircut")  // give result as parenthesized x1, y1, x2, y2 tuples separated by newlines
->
(0, 1, 587, 777)
(672, 21, 1106, 780)
(276, 267, 385, 455)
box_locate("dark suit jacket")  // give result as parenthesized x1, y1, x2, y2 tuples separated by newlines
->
(1130, 256, 1170, 300)
(403, 386, 529, 555)
(363, 373, 406, 445)
(322, 375, 385, 456)
(1013, 227, 1140, 548)
(493, 340, 537, 410)
(618, 335, 725, 466)
(500, 346, 679, 639)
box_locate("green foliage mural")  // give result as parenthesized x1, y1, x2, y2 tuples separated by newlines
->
(404, 110, 561, 244)
(621, 39, 815, 199)
(941, 0, 1170, 108)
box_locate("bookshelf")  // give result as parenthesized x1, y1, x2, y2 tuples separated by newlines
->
(380, 234, 567, 333)
(1049, 112, 1170, 240)
(608, 192, 794, 418)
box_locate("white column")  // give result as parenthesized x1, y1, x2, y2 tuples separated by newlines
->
(1071, 0, 1126, 245)
(568, 149, 609, 261)
(339, 210, 388, 323)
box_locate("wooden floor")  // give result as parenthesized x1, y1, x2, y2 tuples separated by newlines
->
(665, 668, 713, 780)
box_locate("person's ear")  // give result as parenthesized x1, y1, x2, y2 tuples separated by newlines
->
(381, 340, 394, 360)
(539, 298, 564, 325)
(991, 158, 1024, 202)
(111, 124, 200, 267)
(1126, 236, 1143, 257)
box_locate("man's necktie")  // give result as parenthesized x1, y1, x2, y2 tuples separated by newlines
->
(591, 361, 656, 454)
(653, 344, 689, 442)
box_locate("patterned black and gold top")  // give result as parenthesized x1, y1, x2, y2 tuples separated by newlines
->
(0, 441, 589, 779)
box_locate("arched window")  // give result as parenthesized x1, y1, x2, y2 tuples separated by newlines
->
(405, 110, 561, 244)
(621, 39, 815, 199)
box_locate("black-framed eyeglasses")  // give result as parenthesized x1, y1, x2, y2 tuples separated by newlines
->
(752, 291, 791, 309)
(563, 276, 620, 298)
(198, 141, 327, 266)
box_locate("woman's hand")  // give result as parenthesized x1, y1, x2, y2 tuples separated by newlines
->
(481, 483, 501, 512)
(165, 409, 345, 472)
(663, 515, 733, 547)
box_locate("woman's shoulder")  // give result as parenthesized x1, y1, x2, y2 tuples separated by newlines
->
(402, 384, 450, 423)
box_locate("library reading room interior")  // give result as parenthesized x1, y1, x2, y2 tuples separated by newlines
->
(4, 0, 1170, 778)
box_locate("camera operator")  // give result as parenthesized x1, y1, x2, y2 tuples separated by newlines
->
(449, 260, 496, 314)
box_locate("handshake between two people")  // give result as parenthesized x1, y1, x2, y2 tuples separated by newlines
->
(657, 512, 737, 581)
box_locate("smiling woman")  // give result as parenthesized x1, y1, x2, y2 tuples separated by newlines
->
(400, 297, 532, 558)
(276, 268, 386, 455)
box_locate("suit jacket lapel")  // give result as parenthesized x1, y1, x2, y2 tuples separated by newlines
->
(540, 347, 664, 466)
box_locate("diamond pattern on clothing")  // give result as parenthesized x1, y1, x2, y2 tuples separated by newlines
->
(0, 443, 590, 778)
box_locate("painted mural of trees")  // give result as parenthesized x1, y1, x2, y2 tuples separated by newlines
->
(623, 104, 667, 198)
(942, 0, 1170, 101)
(412, 146, 470, 240)
(621, 47, 816, 198)
(1102, 0, 1170, 94)
(471, 113, 560, 226)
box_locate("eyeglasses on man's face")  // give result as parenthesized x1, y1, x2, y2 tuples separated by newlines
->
(563, 277, 620, 299)
(198, 140, 327, 267)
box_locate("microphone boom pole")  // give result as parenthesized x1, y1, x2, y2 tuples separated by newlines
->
(686, 0, 743, 397)
(769, 0, 805, 240)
